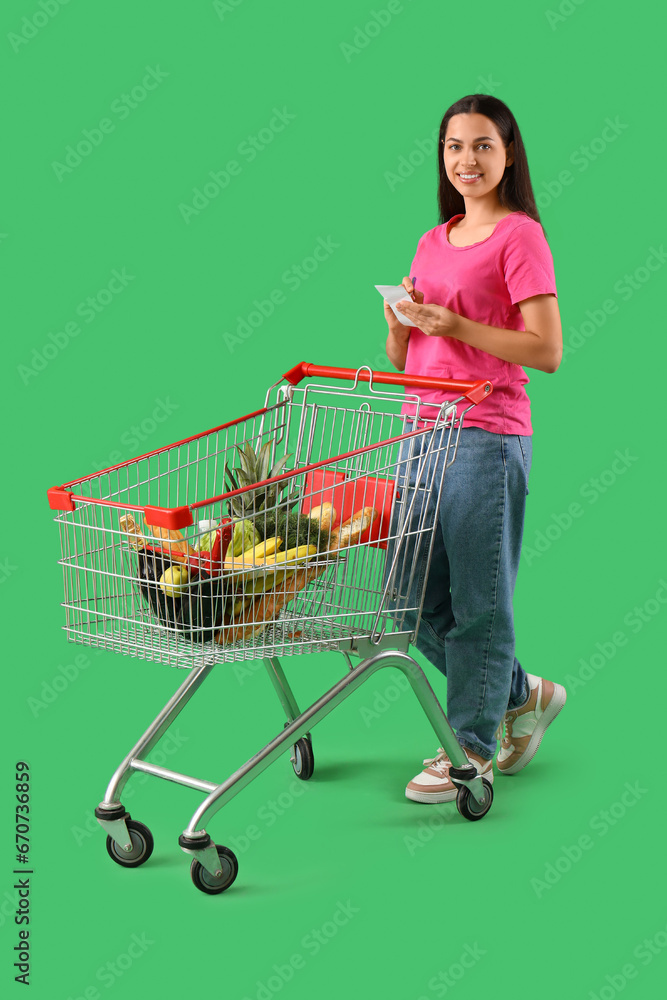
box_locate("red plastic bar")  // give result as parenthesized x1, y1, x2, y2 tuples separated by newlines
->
(47, 487, 76, 512)
(143, 506, 194, 530)
(47, 490, 195, 530)
(282, 362, 493, 405)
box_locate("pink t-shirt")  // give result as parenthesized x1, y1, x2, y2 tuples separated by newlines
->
(401, 211, 558, 435)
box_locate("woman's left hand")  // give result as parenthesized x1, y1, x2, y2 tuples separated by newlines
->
(394, 299, 458, 337)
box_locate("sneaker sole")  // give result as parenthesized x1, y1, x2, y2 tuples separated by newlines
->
(405, 769, 493, 804)
(497, 683, 567, 776)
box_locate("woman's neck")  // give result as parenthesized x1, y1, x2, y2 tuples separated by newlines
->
(458, 197, 513, 228)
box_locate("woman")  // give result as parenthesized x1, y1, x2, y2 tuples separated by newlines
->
(384, 94, 567, 804)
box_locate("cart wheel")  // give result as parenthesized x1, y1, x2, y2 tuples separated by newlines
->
(190, 845, 238, 895)
(291, 737, 314, 780)
(105, 820, 154, 868)
(456, 779, 494, 822)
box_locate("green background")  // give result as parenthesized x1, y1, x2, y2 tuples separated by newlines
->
(4, 0, 666, 997)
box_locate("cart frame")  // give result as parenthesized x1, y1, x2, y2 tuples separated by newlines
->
(48, 363, 495, 892)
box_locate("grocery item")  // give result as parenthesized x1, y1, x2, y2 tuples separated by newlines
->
(214, 507, 378, 645)
(309, 503, 336, 535)
(224, 440, 297, 520)
(158, 565, 190, 598)
(329, 507, 378, 552)
(228, 519, 260, 558)
(119, 514, 225, 642)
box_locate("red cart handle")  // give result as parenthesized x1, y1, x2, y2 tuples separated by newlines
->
(282, 362, 493, 405)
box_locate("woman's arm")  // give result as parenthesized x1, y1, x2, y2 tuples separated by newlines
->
(395, 293, 563, 374)
(384, 276, 422, 372)
(453, 294, 563, 373)
(386, 325, 410, 371)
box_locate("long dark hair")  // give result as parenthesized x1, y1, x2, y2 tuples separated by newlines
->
(437, 94, 547, 240)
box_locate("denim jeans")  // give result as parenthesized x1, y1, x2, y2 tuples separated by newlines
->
(384, 421, 532, 759)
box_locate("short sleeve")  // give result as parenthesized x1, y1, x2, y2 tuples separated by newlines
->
(501, 222, 557, 305)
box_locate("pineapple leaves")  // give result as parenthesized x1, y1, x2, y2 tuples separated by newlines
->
(225, 438, 300, 520)
(235, 468, 256, 488)
(236, 441, 258, 479)
(223, 465, 239, 494)
(268, 452, 291, 482)
(256, 440, 273, 486)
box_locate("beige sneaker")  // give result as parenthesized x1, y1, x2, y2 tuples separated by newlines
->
(496, 673, 567, 775)
(405, 748, 493, 804)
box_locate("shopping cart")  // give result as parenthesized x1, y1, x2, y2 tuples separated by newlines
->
(47, 363, 494, 894)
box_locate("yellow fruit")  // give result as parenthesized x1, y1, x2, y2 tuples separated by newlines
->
(158, 565, 189, 598)
(245, 536, 282, 560)
(263, 544, 318, 566)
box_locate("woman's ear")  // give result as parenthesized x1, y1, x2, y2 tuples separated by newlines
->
(505, 141, 515, 168)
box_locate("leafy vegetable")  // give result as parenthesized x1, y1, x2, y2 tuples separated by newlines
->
(195, 520, 218, 553)
(256, 509, 329, 552)
(229, 519, 261, 558)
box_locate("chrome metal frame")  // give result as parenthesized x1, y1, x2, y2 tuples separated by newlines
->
(96, 637, 486, 877)
(50, 366, 492, 875)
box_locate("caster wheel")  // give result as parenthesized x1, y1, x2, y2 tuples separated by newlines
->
(106, 819, 154, 868)
(190, 845, 238, 895)
(291, 736, 314, 780)
(456, 778, 494, 822)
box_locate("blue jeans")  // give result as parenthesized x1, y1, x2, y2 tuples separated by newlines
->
(384, 422, 532, 759)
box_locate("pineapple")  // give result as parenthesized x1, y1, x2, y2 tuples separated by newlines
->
(223, 439, 300, 522)
(223, 439, 329, 552)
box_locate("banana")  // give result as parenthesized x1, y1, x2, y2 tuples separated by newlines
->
(246, 536, 282, 561)
(223, 536, 283, 580)
(262, 544, 318, 566)
(224, 540, 315, 594)
(228, 536, 282, 565)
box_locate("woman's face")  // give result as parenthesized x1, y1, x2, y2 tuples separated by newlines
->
(443, 113, 513, 200)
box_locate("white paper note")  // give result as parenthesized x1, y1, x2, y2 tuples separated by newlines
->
(375, 284, 413, 326)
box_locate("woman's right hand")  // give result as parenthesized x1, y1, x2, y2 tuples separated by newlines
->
(385, 277, 423, 371)
(383, 276, 424, 335)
